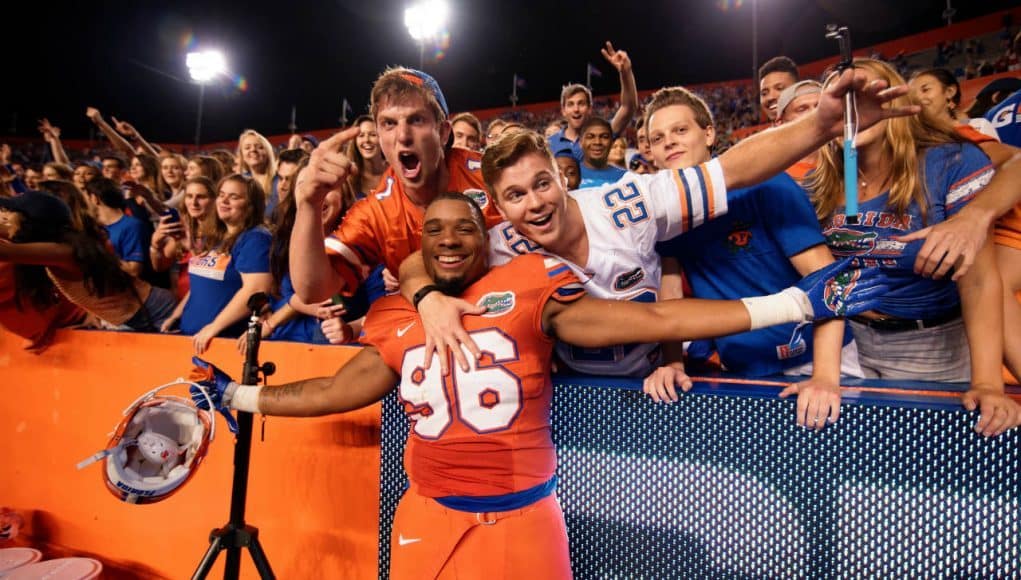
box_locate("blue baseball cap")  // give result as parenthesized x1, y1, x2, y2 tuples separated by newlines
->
(399, 69, 449, 117)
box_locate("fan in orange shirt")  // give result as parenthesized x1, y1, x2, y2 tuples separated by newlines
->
(289, 67, 503, 303)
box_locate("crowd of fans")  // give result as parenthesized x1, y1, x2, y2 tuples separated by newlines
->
(1, 23, 1019, 436)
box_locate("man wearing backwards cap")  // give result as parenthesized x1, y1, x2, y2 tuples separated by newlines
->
(775, 80, 823, 180)
(290, 67, 504, 305)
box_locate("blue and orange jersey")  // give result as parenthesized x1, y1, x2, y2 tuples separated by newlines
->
(360, 254, 585, 498)
(324, 148, 503, 292)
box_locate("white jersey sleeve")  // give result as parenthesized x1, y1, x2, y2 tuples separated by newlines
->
(626, 157, 728, 242)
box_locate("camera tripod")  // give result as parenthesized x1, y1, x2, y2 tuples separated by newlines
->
(193, 293, 277, 579)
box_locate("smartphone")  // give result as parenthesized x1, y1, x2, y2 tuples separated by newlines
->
(161, 207, 181, 224)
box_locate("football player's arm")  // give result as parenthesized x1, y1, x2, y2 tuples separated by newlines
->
(545, 295, 753, 346)
(717, 68, 918, 191)
(958, 232, 1020, 437)
(778, 244, 843, 430)
(234, 346, 400, 417)
(397, 250, 486, 375)
(896, 141, 1021, 280)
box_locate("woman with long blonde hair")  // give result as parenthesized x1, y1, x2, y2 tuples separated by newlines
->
(807, 59, 1019, 436)
(236, 129, 277, 211)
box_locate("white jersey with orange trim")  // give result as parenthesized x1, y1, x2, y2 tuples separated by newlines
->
(488, 159, 728, 376)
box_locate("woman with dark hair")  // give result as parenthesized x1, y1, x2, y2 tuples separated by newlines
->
(909, 68, 1000, 140)
(42, 162, 73, 182)
(0, 191, 176, 332)
(162, 174, 272, 353)
(150, 176, 218, 300)
(38, 179, 95, 233)
(185, 155, 225, 185)
(72, 164, 100, 194)
(125, 154, 167, 224)
(346, 115, 387, 198)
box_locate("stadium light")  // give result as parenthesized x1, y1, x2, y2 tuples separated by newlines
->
(186, 50, 227, 147)
(404, 0, 449, 69)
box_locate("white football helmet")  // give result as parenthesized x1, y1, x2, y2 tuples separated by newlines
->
(78, 380, 216, 504)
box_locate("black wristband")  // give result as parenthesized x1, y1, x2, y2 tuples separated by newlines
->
(412, 284, 442, 310)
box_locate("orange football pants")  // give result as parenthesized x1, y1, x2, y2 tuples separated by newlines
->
(389, 485, 573, 580)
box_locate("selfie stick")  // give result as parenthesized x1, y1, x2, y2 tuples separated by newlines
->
(826, 25, 858, 225)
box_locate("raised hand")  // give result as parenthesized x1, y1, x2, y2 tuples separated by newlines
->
(293, 126, 360, 207)
(794, 257, 889, 320)
(111, 116, 138, 139)
(85, 107, 102, 123)
(37, 118, 61, 141)
(816, 68, 920, 139)
(600, 41, 631, 74)
(189, 356, 239, 433)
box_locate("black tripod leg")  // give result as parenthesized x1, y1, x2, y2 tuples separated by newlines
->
(225, 546, 242, 580)
(192, 534, 224, 580)
(248, 534, 276, 579)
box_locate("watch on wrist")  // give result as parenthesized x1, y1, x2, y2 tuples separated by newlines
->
(412, 284, 442, 310)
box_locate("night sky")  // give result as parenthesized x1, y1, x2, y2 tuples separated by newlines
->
(4, 0, 1018, 144)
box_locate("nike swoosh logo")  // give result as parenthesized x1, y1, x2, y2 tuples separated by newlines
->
(397, 322, 416, 337)
(398, 534, 422, 546)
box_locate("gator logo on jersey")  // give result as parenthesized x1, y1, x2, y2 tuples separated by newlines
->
(614, 267, 645, 291)
(467, 158, 482, 172)
(463, 189, 490, 209)
(478, 291, 515, 317)
(726, 221, 753, 253)
(826, 228, 878, 256)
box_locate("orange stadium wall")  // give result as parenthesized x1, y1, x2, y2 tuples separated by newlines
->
(0, 329, 381, 579)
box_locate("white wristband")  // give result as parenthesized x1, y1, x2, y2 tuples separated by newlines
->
(739, 287, 811, 330)
(230, 385, 263, 413)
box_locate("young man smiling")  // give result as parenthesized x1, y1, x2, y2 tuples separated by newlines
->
(578, 117, 626, 188)
(191, 192, 883, 579)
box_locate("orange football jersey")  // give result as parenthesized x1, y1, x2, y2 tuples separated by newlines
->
(361, 254, 585, 498)
(324, 148, 503, 291)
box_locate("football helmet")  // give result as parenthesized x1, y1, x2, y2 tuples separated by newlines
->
(78, 380, 216, 504)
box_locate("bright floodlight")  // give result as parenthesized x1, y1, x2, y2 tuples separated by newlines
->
(404, 0, 449, 41)
(186, 50, 227, 83)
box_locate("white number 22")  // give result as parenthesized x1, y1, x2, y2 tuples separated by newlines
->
(398, 329, 523, 439)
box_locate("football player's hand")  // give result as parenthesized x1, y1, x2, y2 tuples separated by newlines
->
(793, 257, 889, 320)
(962, 387, 1021, 437)
(816, 68, 920, 140)
(893, 210, 991, 281)
(642, 362, 692, 403)
(189, 356, 239, 433)
(780, 377, 841, 431)
(293, 126, 360, 208)
(417, 292, 487, 376)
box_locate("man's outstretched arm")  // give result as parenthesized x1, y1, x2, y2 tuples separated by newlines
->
(192, 347, 399, 418)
